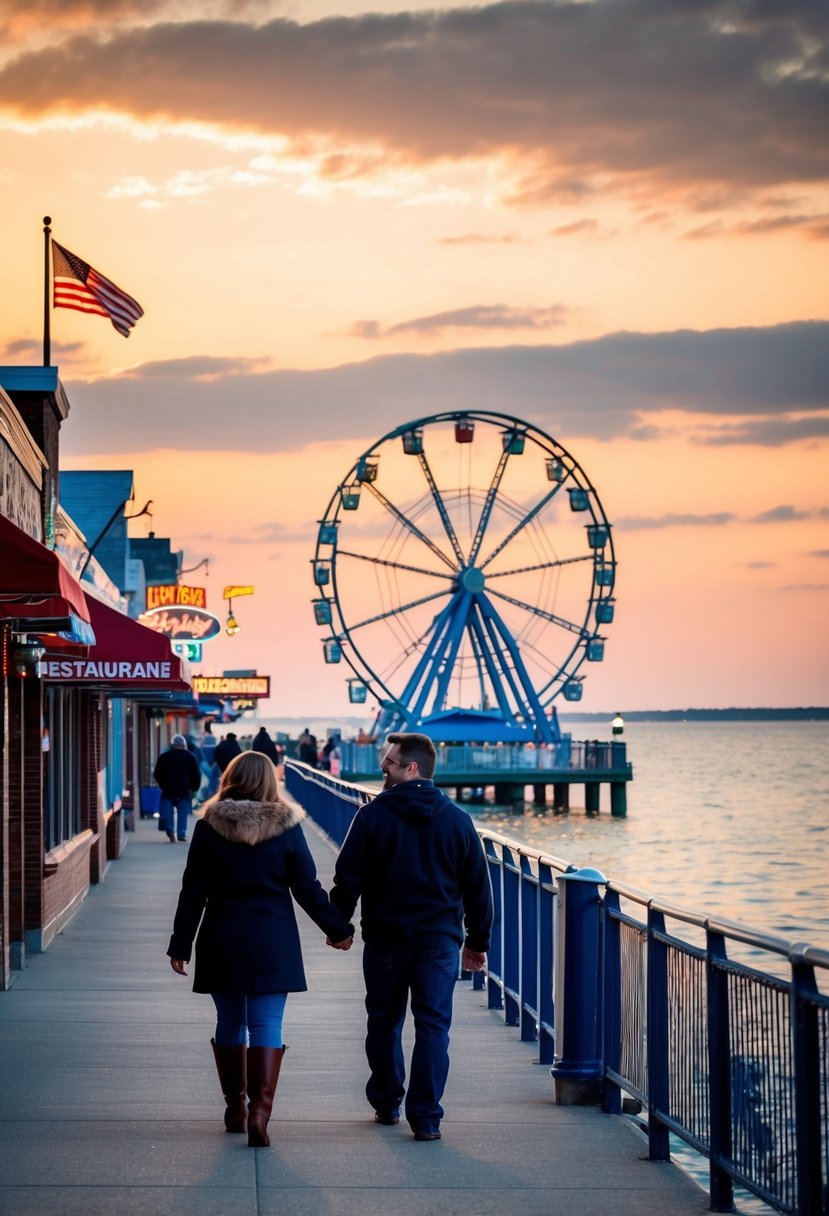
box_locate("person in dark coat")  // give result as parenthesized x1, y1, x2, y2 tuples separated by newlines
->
(154, 734, 202, 843)
(330, 731, 493, 1142)
(167, 751, 354, 1148)
(214, 732, 242, 773)
(297, 727, 318, 767)
(251, 726, 279, 764)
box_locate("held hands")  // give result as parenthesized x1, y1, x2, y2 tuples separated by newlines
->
(461, 947, 487, 973)
(326, 936, 354, 951)
(169, 958, 188, 975)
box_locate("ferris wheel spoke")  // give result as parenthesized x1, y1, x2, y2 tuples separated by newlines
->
(476, 595, 552, 731)
(471, 600, 529, 719)
(365, 483, 456, 571)
(478, 483, 565, 570)
(402, 591, 472, 722)
(465, 620, 489, 709)
(416, 451, 466, 566)
(467, 449, 510, 566)
(486, 587, 585, 637)
(396, 592, 465, 716)
(335, 549, 455, 581)
(485, 554, 593, 580)
(467, 607, 515, 720)
(345, 588, 451, 634)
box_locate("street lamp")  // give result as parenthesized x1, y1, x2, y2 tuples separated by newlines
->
(225, 605, 240, 635)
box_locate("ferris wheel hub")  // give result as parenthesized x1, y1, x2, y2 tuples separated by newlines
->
(460, 566, 486, 594)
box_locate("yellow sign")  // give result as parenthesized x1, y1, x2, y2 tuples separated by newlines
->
(193, 675, 270, 698)
(223, 585, 254, 600)
(146, 584, 207, 611)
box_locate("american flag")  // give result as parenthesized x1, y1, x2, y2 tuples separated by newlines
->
(52, 240, 144, 338)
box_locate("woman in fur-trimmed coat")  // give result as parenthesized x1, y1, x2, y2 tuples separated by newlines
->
(167, 750, 353, 1147)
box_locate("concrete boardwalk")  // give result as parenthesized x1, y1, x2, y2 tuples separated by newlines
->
(0, 811, 707, 1216)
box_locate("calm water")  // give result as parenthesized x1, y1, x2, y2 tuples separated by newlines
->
(469, 721, 829, 948)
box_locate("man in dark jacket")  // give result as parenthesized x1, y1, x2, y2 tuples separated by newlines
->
(214, 732, 242, 774)
(330, 731, 493, 1141)
(154, 734, 202, 843)
(251, 726, 279, 764)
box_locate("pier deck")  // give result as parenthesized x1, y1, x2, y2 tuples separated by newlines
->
(0, 812, 705, 1215)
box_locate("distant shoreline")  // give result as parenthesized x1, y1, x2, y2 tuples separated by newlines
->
(560, 708, 829, 723)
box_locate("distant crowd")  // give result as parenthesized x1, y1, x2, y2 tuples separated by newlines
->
(175, 723, 343, 809)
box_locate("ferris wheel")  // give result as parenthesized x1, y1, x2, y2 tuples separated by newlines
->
(311, 411, 616, 743)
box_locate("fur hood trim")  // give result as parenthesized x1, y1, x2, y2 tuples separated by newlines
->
(203, 798, 306, 846)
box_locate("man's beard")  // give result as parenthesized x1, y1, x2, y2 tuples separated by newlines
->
(382, 771, 398, 789)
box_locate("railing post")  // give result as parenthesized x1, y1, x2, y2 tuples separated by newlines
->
(601, 887, 622, 1114)
(707, 928, 735, 1213)
(537, 860, 555, 1064)
(485, 839, 504, 1011)
(646, 908, 670, 1161)
(791, 952, 822, 1216)
(551, 867, 606, 1104)
(502, 846, 520, 1026)
(520, 855, 537, 1042)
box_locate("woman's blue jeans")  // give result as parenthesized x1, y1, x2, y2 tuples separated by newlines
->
(211, 992, 288, 1048)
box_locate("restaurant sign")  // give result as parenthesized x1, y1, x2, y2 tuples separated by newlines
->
(139, 606, 221, 641)
(193, 675, 271, 698)
(146, 583, 207, 612)
(42, 659, 173, 681)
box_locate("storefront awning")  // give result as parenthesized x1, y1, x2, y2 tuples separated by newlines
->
(40, 596, 191, 692)
(0, 513, 92, 636)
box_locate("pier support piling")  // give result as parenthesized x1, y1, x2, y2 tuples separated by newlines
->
(585, 783, 600, 814)
(610, 782, 627, 818)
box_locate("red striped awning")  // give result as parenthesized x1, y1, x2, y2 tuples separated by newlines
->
(0, 513, 91, 627)
(40, 595, 190, 691)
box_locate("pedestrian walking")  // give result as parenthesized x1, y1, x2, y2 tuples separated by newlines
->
(251, 725, 279, 764)
(329, 731, 493, 1141)
(214, 731, 242, 773)
(154, 734, 202, 843)
(167, 751, 354, 1147)
(200, 721, 220, 798)
(297, 727, 318, 767)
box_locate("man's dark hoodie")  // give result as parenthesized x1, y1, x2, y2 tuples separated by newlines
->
(330, 779, 493, 953)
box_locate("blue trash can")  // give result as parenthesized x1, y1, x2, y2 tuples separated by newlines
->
(139, 786, 161, 819)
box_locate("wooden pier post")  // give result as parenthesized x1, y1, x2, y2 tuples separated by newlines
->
(585, 783, 600, 814)
(610, 782, 627, 817)
(553, 782, 569, 811)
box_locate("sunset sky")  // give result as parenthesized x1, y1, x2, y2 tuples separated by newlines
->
(1, 0, 827, 717)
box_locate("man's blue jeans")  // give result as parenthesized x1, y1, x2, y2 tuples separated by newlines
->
(362, 942, 459, 1134)
(158, 795, 192, 840)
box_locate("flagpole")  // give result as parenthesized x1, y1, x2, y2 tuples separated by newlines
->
(43, 216, 52, 366)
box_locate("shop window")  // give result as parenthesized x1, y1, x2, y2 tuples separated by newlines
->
(44, 687, 82, 850)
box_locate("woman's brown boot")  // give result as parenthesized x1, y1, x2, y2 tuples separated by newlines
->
(211, 1039, 248, 1133)
(246, 1045, 286, 1147)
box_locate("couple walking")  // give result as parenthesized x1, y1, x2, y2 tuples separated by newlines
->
(167, 732, 493, 1148)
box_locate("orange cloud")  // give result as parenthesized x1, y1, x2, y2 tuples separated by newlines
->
(0, 2, 826, 213)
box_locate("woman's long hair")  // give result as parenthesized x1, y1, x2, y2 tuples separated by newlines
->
(205, 750, 279, 808)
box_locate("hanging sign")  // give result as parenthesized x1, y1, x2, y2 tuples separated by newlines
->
(173, 641, 203, 662)
(146, 583, 207, 611)
(223, 585, 254, 599)
(193, 675, 270, 698)
(139, 606, 221, 641)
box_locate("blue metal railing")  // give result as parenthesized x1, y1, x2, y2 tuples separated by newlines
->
(338, 738, 631, 775)
(284, 760, 829, 1216)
